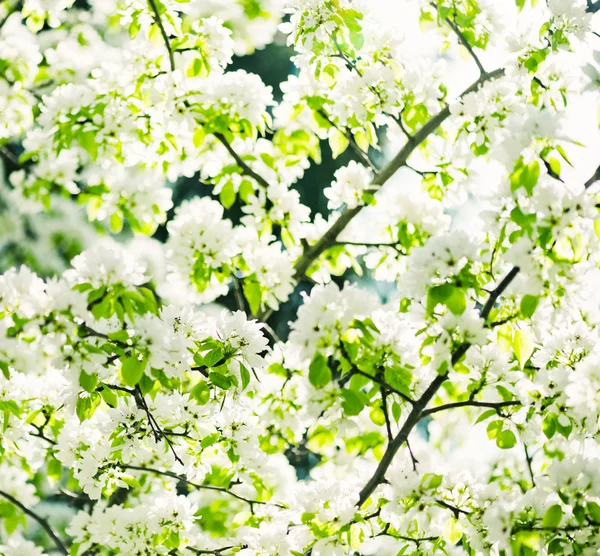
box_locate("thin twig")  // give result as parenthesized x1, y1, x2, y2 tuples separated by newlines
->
(0, 490, 68, 555)
(380, 387, 393, 442)
(421, 399, 521, 417)
(524, 444, 536, 487)
(214, 132, 271, 189)
(436, 499, 470, 518)
(118, 464, 285, 510)
(147, 0, 175, 72)
(134, 386, 184, 465)
(438, 3, 486, 75)
(187, 547, 241, 555)
(406, 438, 419, 471)
(317, 109, 378, 172)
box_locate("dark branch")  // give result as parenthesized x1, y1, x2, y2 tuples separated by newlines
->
(355, 267, 519, 507)
(421, 399, 521, 417)
(147, 0, 175, 72)
(586, 1, 600, 13)
(438, 4, 486, 75)
(118, 464, 285, 510)
(214, 132, 271, 189)
(584, 163, 600, 189)
(0, 490, 68, 555)
(292, 68, 505, 281)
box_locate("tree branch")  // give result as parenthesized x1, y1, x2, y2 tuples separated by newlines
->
(584, 163, 600, 189)
(587, 1, 600, 13)
(421, 399, 521, 417)
(188, 547, 241, 555)
(118, 464, 285, 511)
(350, 367, 415, 405)
(147, 0, 175, 72)
(524, 443, 536, 487)
(434, 2, 486, 76)
(214, 132, 271, 189)
(292, 68, 505, 281)
(317, 109, 378, 172)
(0, 490, 68, 555)
(380, 387, 393, 441)
(134, 385, 183, 465)
(355, 267, 519, 508)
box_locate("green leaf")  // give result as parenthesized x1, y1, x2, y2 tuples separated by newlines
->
(542, 413, 557, 439)
(587, 501, 600, 524)
(496, 429, 517, 449)
(475, 408, 497, 424)
(190, 381, 211, 405)
(121, 355, 146, 387)
(203, 348, 224, 368)
(209, 371, 232, 390)
(219, 181, 236, 209)
(79, 371, 98, 394)
(422, 473, 443, 490)
(0, 360, 11, 379)
(542, 504, 563, 529)
(594, 218, 600, 241)
(242, 278, 262, 316)
(239, 362, 251, 390)
(100, 387, 118, 408)
(121, 475, 141, 489)
(308, 353, 331, 388)
(328, 129, 349, 159)
(443, 517, 463, 544)
(47, 457, 63, 484)
(520, 295, 539, 318)
(341, 388, 365, 416)
(76, 393, 101, 422)
(193, 126, 205, 148)
(427, 284, 466, 315)
(110, 212, 124, 234)
(486, 420, 503, 440)
(513, 329, 534, 371)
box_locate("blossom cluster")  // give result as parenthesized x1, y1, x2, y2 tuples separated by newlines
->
(1, 0, 600, 555)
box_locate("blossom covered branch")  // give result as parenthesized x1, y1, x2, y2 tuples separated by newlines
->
(0, 0, 600, 555)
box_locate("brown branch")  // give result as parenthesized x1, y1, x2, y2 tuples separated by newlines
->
(291, 68, 505, 281)
(355, 267, 519, 508)
(435, 2, 486, 76)
(214, 132, 271, 189)
(524, 443, 536, 487)
(436, 499, 470, 518)
(188, 547, 241, 555)
(350, 367, 415, 405)
(380, 387, 393, 441)
(118, 464, 285, 511)
(0, 490, 68, 555)
(406, 438, 419, 471)
(134, 385, 183, 465)
(317, 109, 378, 172)
(421, 399, 521, 417)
